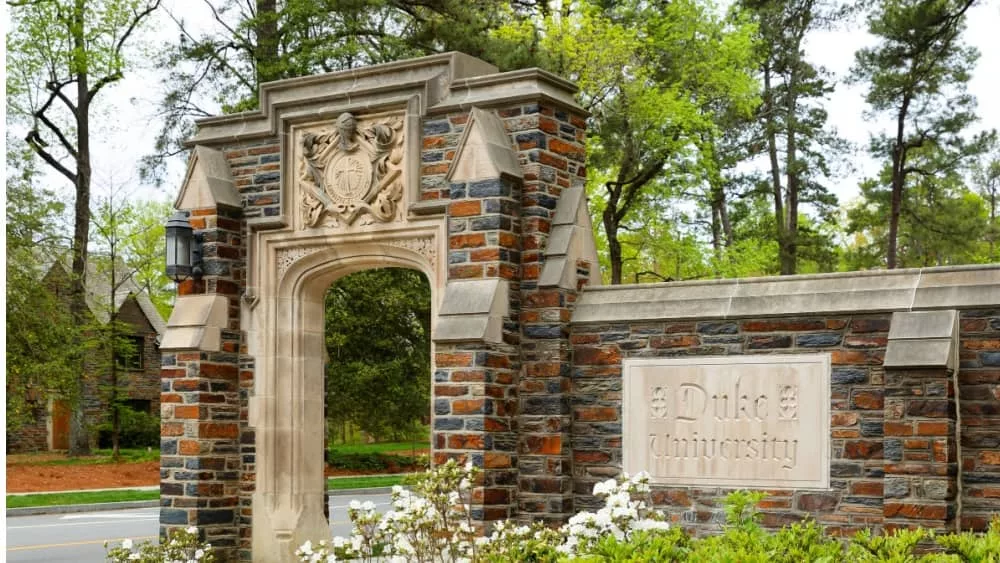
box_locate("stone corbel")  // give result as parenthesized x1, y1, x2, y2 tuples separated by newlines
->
(539, 184, 602, 290)
(174, 146, 241, 211)
(160, 295, 230, 352)
(434, 279, 510, 344)
(883, 310, 959, 369)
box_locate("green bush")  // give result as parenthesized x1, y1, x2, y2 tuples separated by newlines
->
(324, 450, 425, 472)
(97, 407, 160, 449)
(301, 465, 1000, 563)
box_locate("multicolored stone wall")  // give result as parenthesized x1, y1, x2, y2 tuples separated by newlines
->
(569, 309, 1000, 535)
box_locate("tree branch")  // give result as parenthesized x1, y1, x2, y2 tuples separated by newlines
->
(25, 131, 77, 184)
(34, 88, 79, 159)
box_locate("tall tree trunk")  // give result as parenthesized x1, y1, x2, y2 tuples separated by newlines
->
(782, 91, 799, 276)
(763, 66, 786, 273)
(68, 0, 92, 457)
(256, 0, 279, 84)
(604, 206, 623, 285)
(887, 100, 910, 270)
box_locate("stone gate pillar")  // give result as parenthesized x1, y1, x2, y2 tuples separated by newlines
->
(163, 53, 600, 562)
(882, 310, 960, 531)
(160, 149, 246, 559)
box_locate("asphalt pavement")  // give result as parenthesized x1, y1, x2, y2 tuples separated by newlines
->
(6, 492, 392, 562)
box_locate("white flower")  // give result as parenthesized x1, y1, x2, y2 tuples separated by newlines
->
(186, 526, 198, 535)
(121, 539, 133, 550)
(128, 554, 140, 561)
(349, 500, 362, 510)
(195, 549, 205, 559)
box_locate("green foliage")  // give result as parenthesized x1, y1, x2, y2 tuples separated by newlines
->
(5, 145, 79, 432)
(146, 0, 536, 181)
(850, 0, 985, 268)
(575, 529, 691, 562)
(846, 156, 992, 268)
(8, 489, 159, 509)
(106, 527, 215, 563)
(326, 474, 406, 490)
(325, 451, 425, 472)
(936, 518, 1000, 562)
(325, 268, 431, 441)
(97, 407, 160, 449)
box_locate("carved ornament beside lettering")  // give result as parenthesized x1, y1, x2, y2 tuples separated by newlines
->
(298, 112, 405, 228)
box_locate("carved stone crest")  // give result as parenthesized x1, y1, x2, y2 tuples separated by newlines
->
(299, 112, 404, 228)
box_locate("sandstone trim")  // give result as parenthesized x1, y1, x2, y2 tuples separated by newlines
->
(572, 265, 1000, 324)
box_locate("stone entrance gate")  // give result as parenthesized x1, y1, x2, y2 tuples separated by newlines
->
(161, 52, 1000, 563)
(160, 53, 599, 562)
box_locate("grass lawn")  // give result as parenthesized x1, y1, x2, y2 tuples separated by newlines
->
(327, 441, 429, 456)
(6, 489, 159, 509)
(7, 448, 159, 466)
(8, 475, 410, 509)
(327, 474, 408, 490)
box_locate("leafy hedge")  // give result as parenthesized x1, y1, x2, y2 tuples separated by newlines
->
(96, 408, 160, 449)
(298, 464, 1000, 563)
(324, 450, 426, 472)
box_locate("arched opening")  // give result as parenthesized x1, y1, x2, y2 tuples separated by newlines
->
(250, 237, 441, 561)
(322, 267, 432, 488)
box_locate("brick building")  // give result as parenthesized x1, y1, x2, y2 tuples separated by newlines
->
(7, 258, 166, 452)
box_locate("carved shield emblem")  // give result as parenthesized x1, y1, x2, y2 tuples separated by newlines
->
(327, 152, 374, 204)
(299, 111, 404, 228)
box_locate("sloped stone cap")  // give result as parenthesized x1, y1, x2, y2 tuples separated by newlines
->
(884, 310, 958, 369)
(160, 295, 230, 352)
(175, 146, 241, 211)
(539, 185, 602, 289)
(435, 279, 509, 343)
(573, 265, 1000, 324)
(446, 107, 521, 183)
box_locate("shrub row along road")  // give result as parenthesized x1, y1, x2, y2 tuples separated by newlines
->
(6, 492, 391, 562)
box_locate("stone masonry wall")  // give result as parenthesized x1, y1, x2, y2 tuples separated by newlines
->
(570, 310, 1000, 535)
(160, 205, 245, 559)
(957, 310, 1000, 530)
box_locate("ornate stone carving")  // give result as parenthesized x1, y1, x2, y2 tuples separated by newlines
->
(385, 236, 437, 271)
(275, 236, 436, 281)
(276, 246, 323, 279)
(299, 112, 405, 228)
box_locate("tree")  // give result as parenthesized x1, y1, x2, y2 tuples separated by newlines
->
(8, 0, 160, 455)
(324, 268, 431, 442)
(740, 0, 847, 275)
(144, 0, 532, 181)
(971, 136, 1000, 261)
(846, 145, 991, 268)
(851, 0, 986, 269)
(89, 192, 166, 459)
(5, 143, 79, 434)
(501, 0, 758, 284)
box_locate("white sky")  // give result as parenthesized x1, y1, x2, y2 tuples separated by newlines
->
(12, 1, 1000, 211)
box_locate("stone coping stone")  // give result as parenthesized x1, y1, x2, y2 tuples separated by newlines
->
(572, 265, 1000, 324)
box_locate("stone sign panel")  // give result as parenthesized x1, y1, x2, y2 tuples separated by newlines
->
(623, 355, 830, 490)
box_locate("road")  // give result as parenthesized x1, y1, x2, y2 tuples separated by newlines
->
(6, 492, 391, 562)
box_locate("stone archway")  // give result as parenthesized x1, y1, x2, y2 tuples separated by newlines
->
(159, 52, 596, 562)
(247, 229, 443, 561)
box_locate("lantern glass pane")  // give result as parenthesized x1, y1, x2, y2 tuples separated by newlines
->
(166, 233, 178, 268)
(177, 234, 192, 267)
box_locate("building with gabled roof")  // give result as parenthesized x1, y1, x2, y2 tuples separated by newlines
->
(8, 256, 167, 452)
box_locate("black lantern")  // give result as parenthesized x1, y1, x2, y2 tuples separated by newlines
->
(165, 211, 202, 282)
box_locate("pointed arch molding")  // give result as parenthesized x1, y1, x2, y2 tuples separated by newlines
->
(244, 221, 446, 562)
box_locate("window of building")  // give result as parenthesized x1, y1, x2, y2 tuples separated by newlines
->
(117, 335, 145, 370)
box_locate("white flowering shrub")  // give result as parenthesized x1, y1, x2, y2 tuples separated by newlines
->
(105, 527, 216, 563)
(297, 464, 671, 562)
(558, 472, 670, 557)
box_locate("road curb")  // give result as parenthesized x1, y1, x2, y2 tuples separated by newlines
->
(7, 500, 160, 517)
(7, 488, 398, 517)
